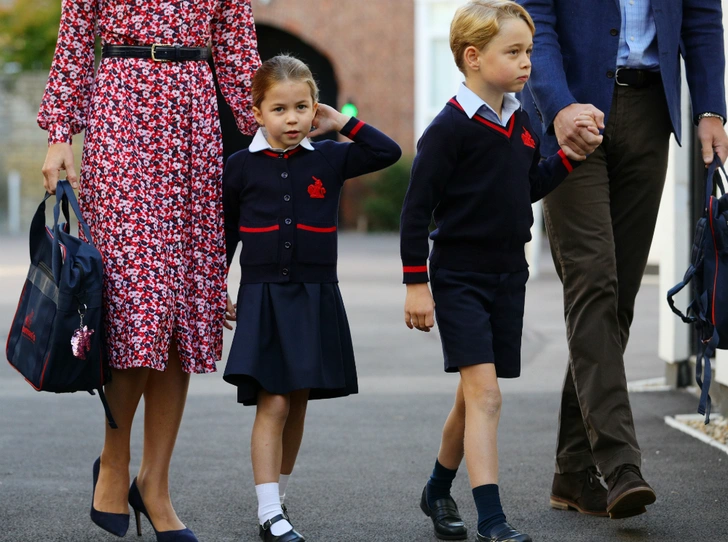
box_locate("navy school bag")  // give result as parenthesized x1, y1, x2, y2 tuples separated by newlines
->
(6, 180, 117, 427)
(667, 155, 728, 424)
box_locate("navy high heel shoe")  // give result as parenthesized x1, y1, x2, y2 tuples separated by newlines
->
(128, 478, 198, 541)
(90, 457, 130, 537)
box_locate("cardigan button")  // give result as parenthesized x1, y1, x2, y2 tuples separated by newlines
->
(281, 172, 289, 178)
(284, 242, 292, 249)
(606, 70, 615, 79)
(282, 268, 289, 276)
(285, 218, 292, 225)
(283, 194, 291, 202)
(610, 28, 618, 36)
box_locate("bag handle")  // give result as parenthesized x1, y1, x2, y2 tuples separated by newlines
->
(53, 180, 95, 245)
(666, 264, 698, 323)
(704, 153, 727, 210)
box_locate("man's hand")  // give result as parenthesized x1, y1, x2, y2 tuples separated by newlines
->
(697, 116, 728, 166)
(554, 103, 605, 161)
(404, 283, 435, 332)
(42, 142, 79, 194)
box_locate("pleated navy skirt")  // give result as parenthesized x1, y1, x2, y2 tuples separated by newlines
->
(223, 282, 359, 405)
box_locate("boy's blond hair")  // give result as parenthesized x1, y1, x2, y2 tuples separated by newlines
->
(450, 0, 535, 74)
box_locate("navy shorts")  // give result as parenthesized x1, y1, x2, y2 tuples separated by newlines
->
(430, 265, 528, 378)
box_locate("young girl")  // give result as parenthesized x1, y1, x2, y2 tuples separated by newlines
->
(222, 54, 401, 541)
(400, 2, 601, 541)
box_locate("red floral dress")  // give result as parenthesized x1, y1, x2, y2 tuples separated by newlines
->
(37, 0, 260, 374)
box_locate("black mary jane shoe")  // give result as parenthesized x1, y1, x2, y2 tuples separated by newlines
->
(259, 513, 305, 542)
(476, 521, 532, 542)
(419, 485, 467, 540)
(259, 505, 290, 538)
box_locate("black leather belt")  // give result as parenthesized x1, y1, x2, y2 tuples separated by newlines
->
(101, 44, 210, 62)
(615, 68, 661, 88)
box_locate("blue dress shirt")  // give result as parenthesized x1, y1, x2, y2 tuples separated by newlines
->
(617, 0, 659, 69)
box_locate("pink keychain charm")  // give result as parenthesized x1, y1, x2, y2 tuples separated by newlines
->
(71, 304, 94, 359)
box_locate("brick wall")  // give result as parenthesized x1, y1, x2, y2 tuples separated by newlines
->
(252, 0, 415, 155)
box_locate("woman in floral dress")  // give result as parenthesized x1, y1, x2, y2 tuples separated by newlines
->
(38, 1, 260, 538)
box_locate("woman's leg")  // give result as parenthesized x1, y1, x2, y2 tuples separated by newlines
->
(280, 389, 310, 476)
(459, 364, 501, 486)
(438, 380, 466, 469)
(94, 367, 149, 514)
(135, 342, 190, 532)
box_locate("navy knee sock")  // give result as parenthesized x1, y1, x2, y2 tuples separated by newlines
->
(472, 484, 506, 535)
(426, 459, 458, 507)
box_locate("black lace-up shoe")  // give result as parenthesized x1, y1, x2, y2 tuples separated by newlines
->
(419, 485, 467, 540)
(606, 464, 656, 519)
(550, 466, 608, 516)
(476, 521, 532, 542)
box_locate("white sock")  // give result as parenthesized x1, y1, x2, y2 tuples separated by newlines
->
(256, 483, 293, 536)
(279, 474, 291, 504)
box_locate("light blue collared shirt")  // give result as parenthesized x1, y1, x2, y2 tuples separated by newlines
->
(456, 83, 521, 127)
(248, 128, 315, 153)
(617, 0, 659, 70)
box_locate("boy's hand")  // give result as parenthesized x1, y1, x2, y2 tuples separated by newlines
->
(569, 110, 604, 158)
(555, 103, 604, 161)
(309, 103, 350, 138)
(404, 283, 435, 332)
(223, 293, 237, 330)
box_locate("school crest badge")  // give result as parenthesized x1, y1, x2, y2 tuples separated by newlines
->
(521, 127, 536, 149)
(308, 177, 326, 199)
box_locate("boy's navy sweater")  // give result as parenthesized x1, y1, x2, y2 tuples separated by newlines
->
(224, 117, 401, 283)
(400, 98, 579, 283)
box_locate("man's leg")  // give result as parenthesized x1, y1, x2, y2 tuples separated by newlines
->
(543, 142, 641, 477)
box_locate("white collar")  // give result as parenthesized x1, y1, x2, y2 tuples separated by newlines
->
(248, 128, 315, 153)
(456, 83, 521, 125)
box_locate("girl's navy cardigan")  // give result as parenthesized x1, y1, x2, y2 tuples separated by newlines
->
(224, 117, 401, 283)
(399, 98, 580, 283)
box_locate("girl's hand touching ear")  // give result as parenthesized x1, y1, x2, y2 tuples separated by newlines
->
(309, 103, 349, 139)
(224, 293, 237, 330)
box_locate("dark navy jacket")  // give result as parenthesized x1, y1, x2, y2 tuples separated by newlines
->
(224, 117, 401, 283)
(519, 0, 727, 154)
(399, 99, 578, 283)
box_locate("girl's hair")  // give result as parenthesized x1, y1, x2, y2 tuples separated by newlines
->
(450, 0, 535, 74)
(251, 54, 320, 108)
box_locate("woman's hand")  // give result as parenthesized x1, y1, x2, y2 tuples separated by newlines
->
(42, 142, 79, 194)
(224, 293, 237, 330)
(404, 283, 435, 332)
(309, 103, 349, 139)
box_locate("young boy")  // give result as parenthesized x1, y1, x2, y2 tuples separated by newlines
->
(399, 2, 602, 541)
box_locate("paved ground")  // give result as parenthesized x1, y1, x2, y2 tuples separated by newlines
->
(1, 233, 726, 542)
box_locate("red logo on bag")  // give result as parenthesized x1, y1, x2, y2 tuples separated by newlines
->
(308, 177, 326, 199)
(22, 310, 36, 343)
(521, 127, 536, 149)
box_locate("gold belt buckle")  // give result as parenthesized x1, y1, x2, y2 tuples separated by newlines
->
(151, 43, 172, 62)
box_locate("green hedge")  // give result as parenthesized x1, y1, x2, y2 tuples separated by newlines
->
(362, 156, 413, 232)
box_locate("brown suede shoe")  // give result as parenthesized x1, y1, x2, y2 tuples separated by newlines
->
(550, 466, 608, 517)
(606, 464, 656, 519)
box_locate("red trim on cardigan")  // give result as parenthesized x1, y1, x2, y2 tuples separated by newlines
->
(403, 265, 428, 273)
(239, 225, 280, 233)
(557, 149, 574, 173)
(261, 147, 303, 159)
(348, 120, 365, 138)
(297, 224, 337, 233)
